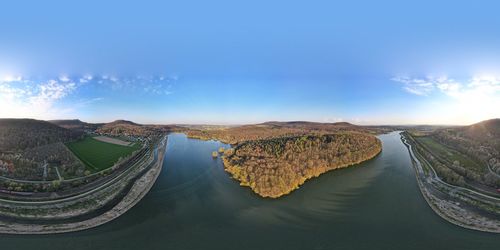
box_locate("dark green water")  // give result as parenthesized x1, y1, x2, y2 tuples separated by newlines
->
(1, 132, 499, 249)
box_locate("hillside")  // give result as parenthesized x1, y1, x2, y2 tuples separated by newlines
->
(49, 119, 103, 132)
(96, 120, 150, 136)
(97, 120, 181, 137)
(186, 121, 386, 144)
(462, 119, 500, 151)
(432, 119, 500, 174)
(223, 132, 382, 198)
(0, 119, 82, 152)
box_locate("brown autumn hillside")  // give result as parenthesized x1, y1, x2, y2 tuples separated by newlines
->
(223, 132, 382, 198)
(186, 121, 387, 144)
(0, 119, 82, 152)
(432, 118, 500, 175)
(49, 119, 104, 132)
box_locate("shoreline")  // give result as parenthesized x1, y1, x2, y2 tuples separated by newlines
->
(224, 148, 382, 199)
(222, 136, 383, 199)
(401, 133, 500, 234)
(0, 137, 167, 235)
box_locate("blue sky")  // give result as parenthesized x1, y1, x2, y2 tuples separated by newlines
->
(1, 0, 499, 125)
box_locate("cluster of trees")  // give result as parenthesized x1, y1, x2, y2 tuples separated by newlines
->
(96, 120, 177, 137)
(23, 142, 86, 179)
(49, 119, 103, 132)
(430, 119, 500, 187)
(186, 121, 384, 145)
(411, 135, 500, 188)
(0, 153, 40, 179)
(0, 180, 63, 193)
(0, 119, 87, 181)
(186, 125, 303, 144)
(0, 119, 82, 152)
(223, 132, 382, 198)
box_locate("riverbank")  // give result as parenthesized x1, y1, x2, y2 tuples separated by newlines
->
(222, 133, 382, 198)
(0, 136, 167, 234)
(401, 132, 500, 233)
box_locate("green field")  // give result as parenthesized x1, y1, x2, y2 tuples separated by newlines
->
(66, 136, 141, 171)
(415, 136, 483, 173)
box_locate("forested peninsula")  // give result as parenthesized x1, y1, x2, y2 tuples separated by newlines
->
(222, 133, 382, 198)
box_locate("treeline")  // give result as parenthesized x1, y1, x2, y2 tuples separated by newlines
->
(0, 119, 82, 152)
(410, 134, 500, 188)
(223, 132, 382, 198)
(96, 120, 178, 137)
(431, 119, 500, 185)
(186, 121, 384, 145)
(23, 142, 86, 179)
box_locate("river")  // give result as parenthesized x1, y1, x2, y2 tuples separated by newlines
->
(0, 131, 498, 249)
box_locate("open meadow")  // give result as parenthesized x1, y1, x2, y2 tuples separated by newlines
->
(66, 136, 141, 171)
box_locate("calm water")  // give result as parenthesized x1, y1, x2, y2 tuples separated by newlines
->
(1, 132, 499, 249)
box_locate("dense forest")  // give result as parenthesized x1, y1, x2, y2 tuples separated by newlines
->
(432, 119, 500, 176)
(222, 132, 382, 198)
(186, 121, 388, 144)
(0, 119, 82, 152)
(406, 119, 500, 190)
(96, 120, 179, 137)
(49, 119, 104, 132)
(0, 119, 86, 180)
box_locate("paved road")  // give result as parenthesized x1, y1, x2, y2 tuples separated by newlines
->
(401, 133, 500, 203)
(0, 136, 165, 205)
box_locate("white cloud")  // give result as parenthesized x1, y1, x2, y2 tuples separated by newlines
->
(0, 73, 177, 119)
(59, 75, 71, 82)
(392, 74, 500, 124)
(393, 75, 500, 98)
(391, 76, 435, 95)
(79, 74, 93, 83)
(0, 78, 77, 119)
(2, 75, 22, 83)
(75, 97, 104, 107)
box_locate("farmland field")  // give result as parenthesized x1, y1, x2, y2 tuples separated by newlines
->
(66, 136, 142, 171)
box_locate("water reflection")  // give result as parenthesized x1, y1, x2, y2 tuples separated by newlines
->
(0, 132, 499, 250)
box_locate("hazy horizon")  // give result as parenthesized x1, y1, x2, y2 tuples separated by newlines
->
(1, 0, 500, 125)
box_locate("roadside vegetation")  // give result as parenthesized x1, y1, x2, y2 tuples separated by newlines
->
(408, 119, 500, 191)
(0, 119, 84, 181)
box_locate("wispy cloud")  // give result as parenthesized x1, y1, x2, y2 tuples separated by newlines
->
(59, 75, 71, 82)
(392, 75, 500, 123)
(96, 74, 177, 95)
(392, 76, 440, 96)
(75, 97, 104, 107)
(392, 75, 500, 97)
(79, 74, 93, 83)
(0, 73, 177, 119)
(0, 77, 77, 119)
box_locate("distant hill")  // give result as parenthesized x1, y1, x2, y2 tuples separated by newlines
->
(0, 119, 82, 152)
(261, 121, 362, 130)
(96, 120, 147, 136)
(461, 119, 500, 148)
(106, 120, 140, 127)
(49, 119, 103, 131)
(186, 121, 384, 144)
(96, 120, 180, 136)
